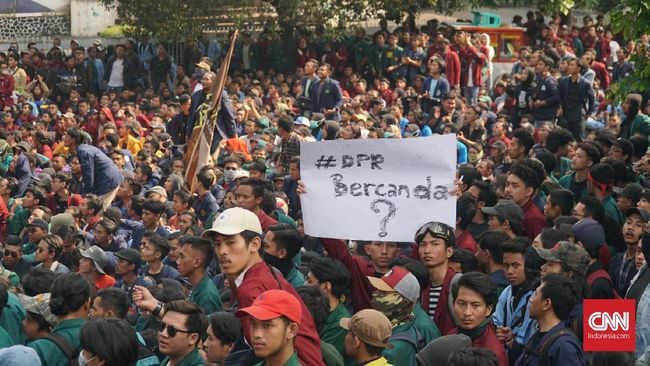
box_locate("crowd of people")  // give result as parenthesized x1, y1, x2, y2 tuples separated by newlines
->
(0, 8, 649, 366)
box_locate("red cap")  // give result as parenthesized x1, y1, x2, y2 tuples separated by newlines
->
(236, 289, 302, 325)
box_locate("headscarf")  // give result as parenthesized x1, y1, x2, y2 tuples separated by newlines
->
(625, 93, 643, 121)
(100, 107, 116, 124)
(0, 139, 9, 159)
(225, 137, 251, 161)
(166, 174, 185, 197)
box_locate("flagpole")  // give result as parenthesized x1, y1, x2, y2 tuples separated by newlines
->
(185, 29, 239, 192)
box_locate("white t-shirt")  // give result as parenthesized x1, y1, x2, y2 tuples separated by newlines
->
(108, 58, 125, 87)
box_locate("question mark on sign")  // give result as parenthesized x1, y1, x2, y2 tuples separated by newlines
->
(370, 199, 397, 238)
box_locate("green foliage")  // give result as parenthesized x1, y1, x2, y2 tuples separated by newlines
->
(609, 0, 650, 101)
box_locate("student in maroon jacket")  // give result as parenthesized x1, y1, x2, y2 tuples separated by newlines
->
(134, 207, 324, 366)
(320, 238, 400, 313)
(449, 272, 508, 366)
(415, 221, 458, 335)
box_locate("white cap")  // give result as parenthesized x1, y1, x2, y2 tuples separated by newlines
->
(202, 207, 263, 237)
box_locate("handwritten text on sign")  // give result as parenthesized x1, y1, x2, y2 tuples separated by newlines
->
(299, 135, 457, 242)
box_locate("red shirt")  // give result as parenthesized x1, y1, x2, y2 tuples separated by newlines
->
(521, 200, 546, 240)
(94, 274, 116, 290)
(449, 324, 508, 366)
(237, 261, 325, 366)
(456, 231, 478, 253)
(257, 210, 278, 233)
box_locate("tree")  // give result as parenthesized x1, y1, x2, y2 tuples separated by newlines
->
(609, 0, 650, 101)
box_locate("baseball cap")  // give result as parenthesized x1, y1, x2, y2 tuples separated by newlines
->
(28, 218, 49, 231)
(79, 246, 108, 275)
(18, 293, 57, 328)
(612, 138, 634, 159)
(236, 289, 302, 324)
(146, 186, 168, 200)
(0, 345, 41, 366)
(571, 219, 605, 252)
(294, 116, 310, 127)
(34, 173, 52, 190)
(233, 169, 250, 180)
(339, 309, 393, 349)
(535, 241, 590, 276)
(481, 200, 524, 225)
(49, 213, 75, 233)
(620, 183, 643, 203)
(62, 112, 76, 120)
(626, 207, 650, 222)
(489, 140, 507, 153)
(14, 141, 32, 152)
(202, 207, 263, 237)
(367, 266, 420, 303)
(114, 248, 142, 269)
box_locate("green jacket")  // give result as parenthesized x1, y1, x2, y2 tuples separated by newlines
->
(551, 157, 572, 181)
(383, 321, 418, 366)
(189, 274, 223, 314)
(630, 113, 650, 138)
(413, 303, 440, 345)
(162, 347, 205, 366)
(321, 303, 355, 366)
(255, 351, 302, 366)
(0, 292, 26, 345)
(602, 195, 625, 227)
(286, 266, 305, 289)
(0, 326, 13, 348)
(0, 266, 19, 287)
(7, 202, 29, 236)
(30, 318, 86, 366)
(321, 341, 344, 366)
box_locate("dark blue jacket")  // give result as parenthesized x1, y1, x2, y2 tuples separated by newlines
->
(311, 77, 344, 121)
(532, 75, 561, 121)
(130, 224, 171, 251)
(558, 76, 596, 118)
(515, 322, 586, 366)
(76, 144, 123, 196)
(11, 153, 31, 197)
(191, 191, 219, 225)
(421, 76, 450, 104)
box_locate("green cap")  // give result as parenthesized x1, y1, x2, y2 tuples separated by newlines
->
(535, 241, 590, 276)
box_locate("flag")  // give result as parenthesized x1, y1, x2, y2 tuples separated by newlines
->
(185, 29, 238, 192)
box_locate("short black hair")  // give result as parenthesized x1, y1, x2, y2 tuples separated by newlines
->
(389, 257, 429, 291)
(539, 228, 567, 249)
(450, 248, 480, 273)
(533, 149, 556, 176)
(239, 177, 266, 199)
(80, 318, 139, 366)
(50, 272, 92, 316)
(278, 115, 293, 133)
(296, 286, 329, 332)
(512, 129, 535, 155)
(25, 186, 47, 206)
(173, 189, 192, 205)
(545, 128, 574, 153)
(477, 230, 510, 265)
(548, 189, 575, 216)
(578, 196, 604, 222)
(142, 199, 165, 215)
(309, 257, 350, 298)
(509, 163, 540, 190)
(452, 271, 498, 311)
(95, 287, 129, 319)
(576, 142, 602, 165)
(267, 223, 302, 259)
(249, 161, 267, 174)
(22, 267, 57, 296)
(136, 164, 153, 181)
(83, 194, 102, 215)
(470, 180, 497, 207)
(500, 238, 528, 255)
(123, 177, 143, 196)
(180, 236, 214, 267)
(208, 312, 241, 344)
(130, 195, 146, 217)
(164, 300, 208, 345)
(196, 170, 215, 190)
(457, 195, 476, 231)
(540, 273, 579, 320)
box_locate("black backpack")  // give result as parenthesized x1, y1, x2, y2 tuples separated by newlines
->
(389, 323, 426, 353)
(46, 333, 80, 366)
(523, 328, 579, 366)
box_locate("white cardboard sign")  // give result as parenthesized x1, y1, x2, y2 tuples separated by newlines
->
(299, 134, 457, 242)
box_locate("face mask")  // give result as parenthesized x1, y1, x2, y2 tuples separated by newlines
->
(224, 170, 236, 183)
(468, 152, 482, 163)
(263, 252, 293, 278)
(77, 351, 96, 366)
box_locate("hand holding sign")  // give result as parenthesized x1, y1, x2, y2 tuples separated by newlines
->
(299, 135, 457, 241)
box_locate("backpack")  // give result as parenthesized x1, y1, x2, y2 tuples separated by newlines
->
(586, 269, 622, 299)
(45, 333, 80, 366)
(390, 323, 426, 353)
(524, 328, 579, 366)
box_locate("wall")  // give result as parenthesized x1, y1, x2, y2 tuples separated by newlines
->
(0, 14, 70, 41)
(70, 0, 117, 38)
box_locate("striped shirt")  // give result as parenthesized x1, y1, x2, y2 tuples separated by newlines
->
(428, 285, 443, 318)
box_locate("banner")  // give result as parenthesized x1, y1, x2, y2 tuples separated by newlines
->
(299, 134, 457, 242)
(185, 29, 238, 192)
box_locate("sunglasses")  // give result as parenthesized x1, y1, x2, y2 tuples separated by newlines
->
(157, 322, 192, 337)
(3, 251, 18, 258)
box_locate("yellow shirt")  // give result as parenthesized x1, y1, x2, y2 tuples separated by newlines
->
(364, 357, 393, 366)
(119, 134, 143, 156)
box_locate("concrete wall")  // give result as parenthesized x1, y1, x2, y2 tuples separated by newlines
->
(70, 0, 117, 37)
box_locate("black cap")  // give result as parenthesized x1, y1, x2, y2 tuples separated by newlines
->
(612, 138, 634, 160)
(114, 248, 142, 268)
(28, 218, 49, 231)
(621, 183, 644, 203)
(625, 207, 650, 222)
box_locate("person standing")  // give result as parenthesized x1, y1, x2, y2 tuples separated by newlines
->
(311, 63, 344, 121)
(558, 58, 596, 141)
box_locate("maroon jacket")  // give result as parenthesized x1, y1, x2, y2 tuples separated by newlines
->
(591, 61, 611, 89)
(445, 50, 461, 88)
(321, 238, 375, 312)
(236, 261, 325, 366)
(420, 267, 458, 335)
(457, 45, 486, 87)
(521, 200, 546, 241)
(449, 324, 508, 366)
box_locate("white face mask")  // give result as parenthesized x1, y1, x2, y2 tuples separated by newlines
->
(224, 169, 236, 183)
(78, 350, 97, 366)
